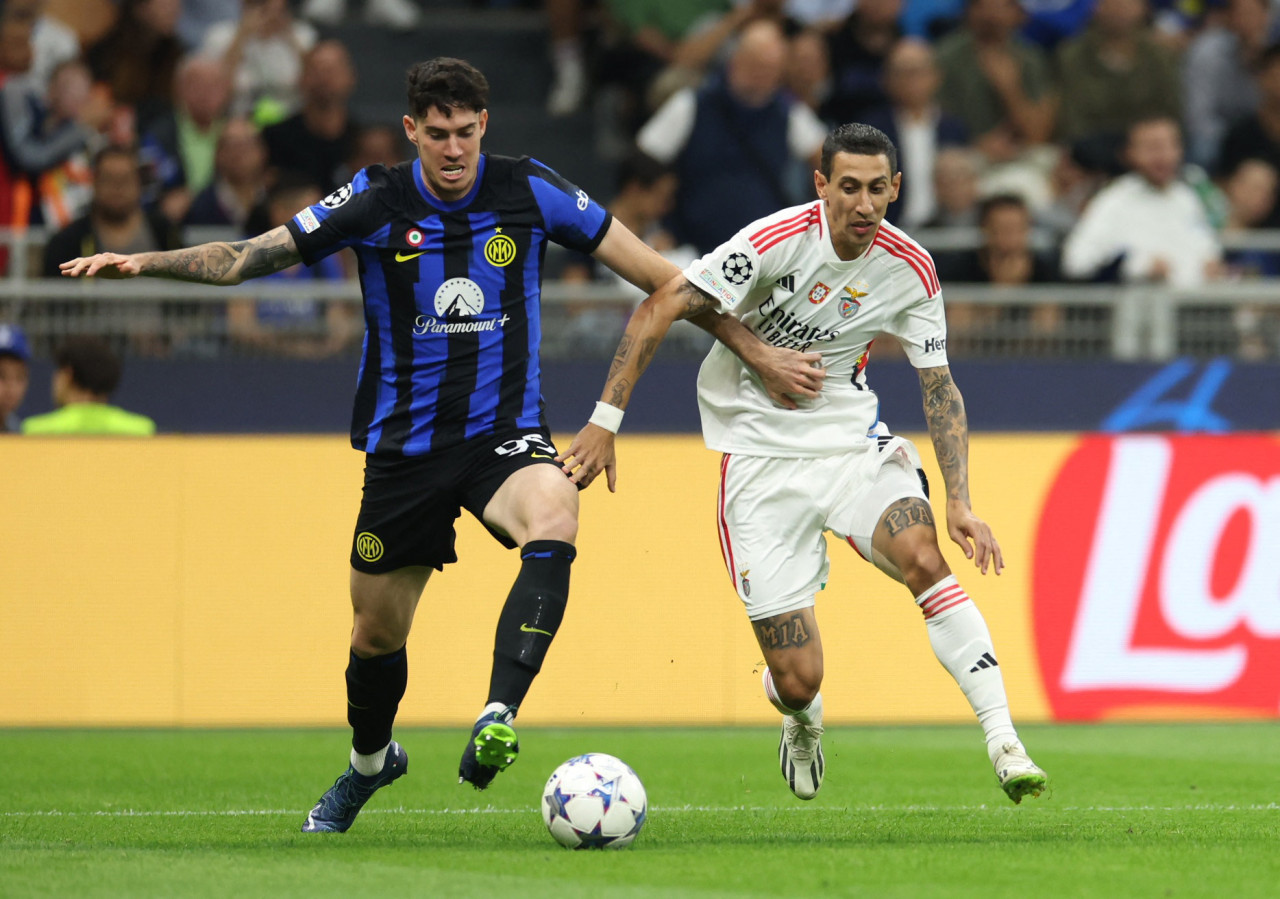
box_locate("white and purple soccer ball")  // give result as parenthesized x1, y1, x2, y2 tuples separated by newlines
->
(541, 753, 647, 850)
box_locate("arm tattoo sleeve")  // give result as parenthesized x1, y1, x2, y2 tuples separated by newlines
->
(139, 226, 302, 285)
(673, 279, 719, 320)
(920, 366, 970, 504)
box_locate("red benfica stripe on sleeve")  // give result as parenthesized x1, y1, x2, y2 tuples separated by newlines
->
(750, 207, 818, 253)
(717, 454, 738, 588)
(873, 226, 940, 296)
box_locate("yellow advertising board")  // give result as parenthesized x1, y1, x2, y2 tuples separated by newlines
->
(10, 431, 1276, 727)
(0, 434, 1067, 728)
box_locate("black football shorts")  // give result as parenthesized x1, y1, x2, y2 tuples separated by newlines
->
(350, 425, 562, 573)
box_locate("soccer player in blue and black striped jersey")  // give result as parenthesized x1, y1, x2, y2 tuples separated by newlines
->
(61, 56, 822, 834)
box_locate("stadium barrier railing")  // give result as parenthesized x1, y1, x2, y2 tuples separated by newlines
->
(3, 227, 1278, 360)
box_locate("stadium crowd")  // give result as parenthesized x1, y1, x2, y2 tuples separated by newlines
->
(2, 0, 1280, 367)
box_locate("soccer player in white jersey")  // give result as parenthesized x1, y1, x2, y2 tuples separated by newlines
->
(559, 123, 1047, 804)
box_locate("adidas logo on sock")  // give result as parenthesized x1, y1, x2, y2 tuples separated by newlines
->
(968, 652, 999, 672)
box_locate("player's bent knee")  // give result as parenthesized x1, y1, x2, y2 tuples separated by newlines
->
(351, 618, 411, 658)
(899, 551, 950, 594)
(771, 663, 823, 709)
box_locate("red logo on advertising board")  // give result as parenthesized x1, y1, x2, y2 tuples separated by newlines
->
(1033, 435, 1280, 721)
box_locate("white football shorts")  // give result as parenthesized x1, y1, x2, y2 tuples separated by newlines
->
(715, 435, 928, 621)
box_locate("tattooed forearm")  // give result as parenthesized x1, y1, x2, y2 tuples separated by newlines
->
(673, 279, 718, 320)
(920, 366, 970, 503)
(753, 612, 813, 651)
(139, 226, 301, 285)
(607, 379, 630, 407)
(881, 497, 936, 537)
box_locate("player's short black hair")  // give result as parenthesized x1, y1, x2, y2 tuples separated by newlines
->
(821, 123, 899, 178)
(614, 151, 673, 194)
(405, 58, 490, 120)
(54, 336, 123, 397)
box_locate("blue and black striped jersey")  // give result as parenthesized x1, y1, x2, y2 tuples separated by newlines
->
(284, 154, 611, 456)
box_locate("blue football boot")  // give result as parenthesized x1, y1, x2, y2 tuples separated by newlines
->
(302, 740, 407, 833)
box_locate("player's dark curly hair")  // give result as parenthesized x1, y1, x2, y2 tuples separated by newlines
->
(820, 123, 899, 178)
(405, 58, 490, 120)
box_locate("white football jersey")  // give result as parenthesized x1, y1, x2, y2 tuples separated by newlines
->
(684, 201, 948, 457)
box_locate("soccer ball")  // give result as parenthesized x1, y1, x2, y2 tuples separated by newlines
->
(541, 753, 647, 850)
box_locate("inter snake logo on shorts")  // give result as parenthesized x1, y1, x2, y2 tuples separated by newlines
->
(722, 253, 753, 286)
(355, 531, 384, 563)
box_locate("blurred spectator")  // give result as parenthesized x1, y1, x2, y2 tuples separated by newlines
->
(184, 117, 269, 231)
(561, 150, 686, 284)
(637, 19, 826, 253)
(1, 0, 79, 91)
(1062, 116, 1223, 286)
(785, 28, 830, 112)
(923, 146, 982, 227)
(937, 192, 1060, 283)
(0, 15, 33, 271)
(200, 0, 317, 125)
(1, 57, 110, 229)
(226, 177, 359, 359)
(1019, 0, 1096, 49)
(862, 37, 969, 228)
(41, 146, 182, 277)
(1222, 159, 1280, 358)
(21, 336, 156, 435)
(597, 0, 778, 138)
(300, 0, 423, 31)
(140, 55, 233, 224)
(86, 0, 183, 121)
(1183, 0, 1270, 170)
(547, 0, 587, 117)
(900, 0, 962, 40)
(177, 0, 239, 51)
(1054, 0, 1181, 146)
(1216, 43, 1280, 226)
(935, 0, 1056, 163)
(559, 151, 700, 354)
(1035, 141, 1109, 239)
(819, 0, 901, 125)
(0, 323, 32, 433)
(779, 0, 856, 30)
(1222, 159, 1280, 275)
(342, 123, 408, 182)
(936, 192, 1064, 351)
(261, 40, 358, 196)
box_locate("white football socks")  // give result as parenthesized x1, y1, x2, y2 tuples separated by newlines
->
(762, 668, 824, 726)
(915, 575, 1018, 763)
(351, 742, 389, 776)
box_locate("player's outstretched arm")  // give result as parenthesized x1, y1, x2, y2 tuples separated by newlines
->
(59, 226, 302, 286)
(918, 365, 1003, 575)
(557, 274, 713, 492)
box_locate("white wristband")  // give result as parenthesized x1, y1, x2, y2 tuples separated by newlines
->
(589, 401, 624, 434)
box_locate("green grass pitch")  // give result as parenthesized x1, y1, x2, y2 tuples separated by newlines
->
(3, 723, 1277, 898)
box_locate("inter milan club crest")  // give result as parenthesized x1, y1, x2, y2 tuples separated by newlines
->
(721, 252, 753, 285)
(839, 281, 870, 318)
(807, 282, 831, 305)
